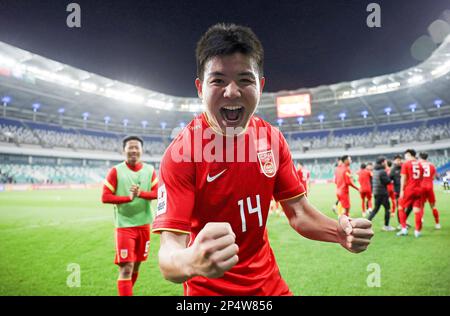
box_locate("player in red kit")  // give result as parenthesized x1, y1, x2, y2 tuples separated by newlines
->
(152, 23, 374, 296)
(357, 163, 372, 217)
(385, 160, 397, 217)
(397, 149, 424, 238)
(418, 152, 441, 229)
(296, 162, 310, 196)
(335, 155, 360, 217)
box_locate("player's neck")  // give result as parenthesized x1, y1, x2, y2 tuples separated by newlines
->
(125, 160, 142, 171)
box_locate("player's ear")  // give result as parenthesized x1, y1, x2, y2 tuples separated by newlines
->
(259, 77, 265, 95)
(195, 78, 203, 99)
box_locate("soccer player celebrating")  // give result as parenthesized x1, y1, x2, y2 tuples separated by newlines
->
(335, 155, 360, 217)
(385, 160, 397, 217)
(397, 149, 424, 238)
(102, 136, 158, 296)
(357, 163, 372, 217)
(418, 152, 440, 229)
(332, 158, 343, 214)
(152, 23, 373, 296)
(296, 162, 310, 196)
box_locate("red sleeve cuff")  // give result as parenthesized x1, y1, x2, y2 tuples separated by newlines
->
(151, 219, 191, 234)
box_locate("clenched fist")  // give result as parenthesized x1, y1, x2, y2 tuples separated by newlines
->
(188, 222, 239, 279)
(337, 215, 374, 253)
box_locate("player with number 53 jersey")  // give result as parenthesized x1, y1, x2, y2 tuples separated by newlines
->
(398, 149, 424, 237)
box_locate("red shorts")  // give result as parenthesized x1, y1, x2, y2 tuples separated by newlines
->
(399, 190, 423, 210)
(360, 191, 372, 200)
(114, 224, 151, 265)
(421, 188, 436, 204)
(337, 192, 350, 209)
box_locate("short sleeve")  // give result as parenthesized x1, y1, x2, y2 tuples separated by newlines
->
(401, 163, 408, 176)
(152, 143, 195, 235)
(273, 131, 305, 201)
(104, 167, 117, 193)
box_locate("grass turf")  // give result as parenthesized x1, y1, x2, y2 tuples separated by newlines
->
(0, 183, 449, 296)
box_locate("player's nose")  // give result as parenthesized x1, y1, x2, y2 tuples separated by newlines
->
(223, 81, 241, 99)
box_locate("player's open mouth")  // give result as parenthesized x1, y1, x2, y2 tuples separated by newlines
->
(220, 105, 244, 125)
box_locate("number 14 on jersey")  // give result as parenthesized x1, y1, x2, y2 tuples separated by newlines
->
(238, 195, 263, 232)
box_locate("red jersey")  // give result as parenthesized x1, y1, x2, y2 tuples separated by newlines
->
(335, 164, 353, 194)
(357, 169, 372, 193)
(420, 161, 436, 191)
(297, 168, 310, 192)
(385, 166, 394, 193)
(401, 159, 423, 193)
(152, 113, 305, 296)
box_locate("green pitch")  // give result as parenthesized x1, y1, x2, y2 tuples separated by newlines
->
(0, 183, 449, 296)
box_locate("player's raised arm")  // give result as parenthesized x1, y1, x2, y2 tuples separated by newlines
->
(281, 195, 374, 253)
(158, 222, 239, 283)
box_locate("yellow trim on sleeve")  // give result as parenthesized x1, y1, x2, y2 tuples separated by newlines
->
(104, 180, 115, 193)
(277, 192, 306, 202)
(151, 177, 159, 188)
(152, 227, 190, 235)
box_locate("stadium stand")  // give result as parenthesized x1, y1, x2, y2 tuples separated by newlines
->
(0, 163, 108, 184)
(1, 117, 166, 155)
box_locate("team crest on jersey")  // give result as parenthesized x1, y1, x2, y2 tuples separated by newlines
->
(120, 249, 128, 259)
(257, 150, 277, 178)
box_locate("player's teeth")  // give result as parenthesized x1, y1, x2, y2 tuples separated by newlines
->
(223, 106, 242, 110)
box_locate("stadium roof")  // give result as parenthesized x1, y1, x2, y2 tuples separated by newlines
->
(0, 34, 449, 131)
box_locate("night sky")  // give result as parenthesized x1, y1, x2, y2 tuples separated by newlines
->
(0, 0, 448, 97)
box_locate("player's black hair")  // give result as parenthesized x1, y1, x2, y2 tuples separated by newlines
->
(196, 23, 264, 81)
(341, 155, 350, 162)
(404, 149, 416, 157)
(419, 152, 428, 160)
(387, 160, 392, 167)
(122, 135, 144, 149)
(360, 163, 366, 169)
(394, 154, 402, 160)
(376, 156, 386, 165)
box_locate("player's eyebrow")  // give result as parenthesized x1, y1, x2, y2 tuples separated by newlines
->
(208, 71, 256, 78)
(208, 71, 225, 77)
(238, 72, 256, 78)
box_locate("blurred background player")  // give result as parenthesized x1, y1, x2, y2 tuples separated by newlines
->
(397, 149, 424, 238)
(102, 135, 158, 296)
(335, 155, 360, 217)
(419, 152, 441, 229)
(385, 160, 397, 218)
(357, 163, 373, 217)
(443, 171, 450, 191)
(296, 162, 310, 196)
(390, 155, 412, 229)
(368, 157, 395, 231)
(332, 157, 343, 214)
